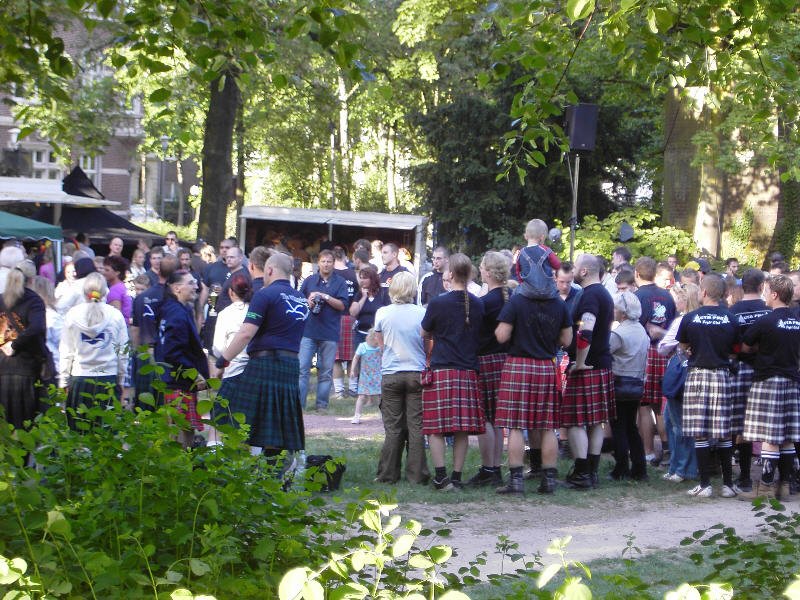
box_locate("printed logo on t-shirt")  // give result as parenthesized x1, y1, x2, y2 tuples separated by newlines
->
(777, 318, 800, 331)
(282, 293, 309, 321)
(80, 331, 109, 347)
(691, 313, 731, 325)
(736, 310, 770, 325)
(651, 302, 667, 324)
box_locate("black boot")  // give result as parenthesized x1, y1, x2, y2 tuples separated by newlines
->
(566, 458, 592, 490)
(496, 467, 524, 495)
(538, 467, 558, 494)
(467, 466, 499, 487)
(525, 448, 543, 479)
(588, 454, 601, 488)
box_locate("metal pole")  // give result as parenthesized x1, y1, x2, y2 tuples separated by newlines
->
(569, 153, 580, 262)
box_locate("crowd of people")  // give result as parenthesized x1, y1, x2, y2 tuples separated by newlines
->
(2, 222, 800, 502)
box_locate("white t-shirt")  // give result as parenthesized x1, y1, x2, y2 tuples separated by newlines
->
(212, 301, 249, 379)
(374, 303, 426, 375)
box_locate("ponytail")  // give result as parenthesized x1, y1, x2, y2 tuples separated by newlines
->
(463, 288, 470, 327)
(2, 268, 25, 309)
(82, 273, 108, 327)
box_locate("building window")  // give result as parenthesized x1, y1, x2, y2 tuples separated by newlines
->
(79, 154, 101, 187)
(32, 148, 62, 180)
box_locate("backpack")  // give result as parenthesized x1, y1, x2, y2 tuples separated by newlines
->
(517, 246, 558, 300)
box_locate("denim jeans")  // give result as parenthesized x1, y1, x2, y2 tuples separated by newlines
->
(298, 337, 338, 409)
(666, 398, 698, 479)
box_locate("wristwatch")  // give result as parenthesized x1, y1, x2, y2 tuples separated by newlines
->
(323, 294, 330, 302)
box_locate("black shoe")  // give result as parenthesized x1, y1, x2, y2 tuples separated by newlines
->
(631, 472, 649, 482)
(538, 468, 557, 494)
(565, 468, 593, 490)
(733, 478, 753, 494)
(496, 476, 524, 495)
(524, 466, 543, 479)
(467, 468, 498, 487)
(450, 478, 464, 490)
(608, 469, 629, 481)
(432, 476, 453, 490)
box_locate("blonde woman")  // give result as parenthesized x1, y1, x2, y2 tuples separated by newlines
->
(59, 272, 128, 428)
(0, 259, 47, 428)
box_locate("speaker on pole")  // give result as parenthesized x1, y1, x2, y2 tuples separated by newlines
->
(565, 104, 599, 151)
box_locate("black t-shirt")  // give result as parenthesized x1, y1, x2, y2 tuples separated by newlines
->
(216, 267, 251, 314)
(730, 298, 770, 363)
(498, 294, 571, 359)
(742, 307, 800, 381)
(569, 283, 614, 370)
(635, 283, 676, 344)
(421, 290, 484, 371)
(354, 295, 384, 333)
(477, 287, 510, 356)
(379, 265, 409, 304)
(676, 305, 738, 369)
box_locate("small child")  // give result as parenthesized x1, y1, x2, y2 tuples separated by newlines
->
(514, 218, 560, 299)
(350, 329, 382, 424)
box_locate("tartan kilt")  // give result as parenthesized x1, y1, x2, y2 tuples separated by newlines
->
(216, 355, 305, 450)
(560, 368, 615, 427)
(730, 362, 754, 435)
(682, 368, 731, 439)
(336, 315, 355, 361)
(422, 368, 485, 435)
(67, 375, 120, 411)
(0, 373, 40, 429)
(495, 356, 560, 430)
(164, 389, 204, 431)
(642, 346, 668, 408)
(478, 352, 507, 423)
(743, 377, 800, 445)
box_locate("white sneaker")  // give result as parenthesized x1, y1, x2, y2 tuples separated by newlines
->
(350, 416, 361, 424)
(663, 472, 684, 482)
(720, 485, 737, 498)
(687, 484, 713, 497)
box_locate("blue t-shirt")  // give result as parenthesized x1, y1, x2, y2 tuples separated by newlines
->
(498, 294, 571, 359)
(477, 287, 510, 356)
(245, 279, 309, 353)
(133, 283, 164, 346)
(635, 283, 676, 344)
(421, 290, 484, 371)
(202, 260, 230, 288)
(299, 272, 350, 341)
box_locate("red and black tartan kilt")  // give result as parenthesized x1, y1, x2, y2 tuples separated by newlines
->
(478, 352, 507, 423)
(336, 315, 355, 361)
(422, 368, 485, 435)
(495, 356, 561, 430)
(642, 345, 668, 408)
(560, 368, 615, 427)
(165, 389, 204, 431)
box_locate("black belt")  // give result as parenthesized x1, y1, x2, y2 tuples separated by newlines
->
(250, 349, 298, 359)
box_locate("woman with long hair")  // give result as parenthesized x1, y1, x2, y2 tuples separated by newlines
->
(467, 251, 511, 487)
(155, 270, 209, 447)
(349, 265, 384, 394)
(31, 276, 62, 385)
(420, 253, 485, 490)
(211, 272, 253, 444)
(374, 271, 429, 484)
(0, 259, 48, 428)
(59, 273, 129, 429)
(658, 282, 701, 482)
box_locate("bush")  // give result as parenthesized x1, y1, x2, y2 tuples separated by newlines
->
(0, 392, 354, 599)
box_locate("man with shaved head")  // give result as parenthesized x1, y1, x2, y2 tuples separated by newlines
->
(560, 254, 616, 489)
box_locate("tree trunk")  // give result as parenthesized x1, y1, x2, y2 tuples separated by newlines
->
(176, 155, 185, 227)
(234, 96, 246, 216)
(386, 121, 396, 211)
(198, 70, 240, 246)
(337, 72, 351, 211)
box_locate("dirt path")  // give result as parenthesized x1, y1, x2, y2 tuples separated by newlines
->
(304, 413, 773, 573)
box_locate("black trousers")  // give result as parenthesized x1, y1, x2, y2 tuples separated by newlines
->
(611, 399, 647, 478)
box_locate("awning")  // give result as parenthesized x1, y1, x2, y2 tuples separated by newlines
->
(0, 210, 62, 241)
(240, 205, 426, 230)
(0, 176, 120, 207)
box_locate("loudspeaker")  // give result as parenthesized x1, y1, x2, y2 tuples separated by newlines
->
(565, 104, 599, 151)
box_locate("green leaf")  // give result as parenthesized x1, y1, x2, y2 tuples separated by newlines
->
(329, 582, 368, 600)
(566, 0, 594, 22)
(561, 579, 592, 599)
(196, 399, 213, 415)
(538, 563, 561, 588)
(439, 592, 471, 600)
(149, 88, 171, 103)
(188, 558, 210, 576)
(317, 27, 339, 49)
(362, 509, 381, 532)
(170, 7, 190, 30)
(408, 553, 434, 569)
(97, 0, 115, 18)
(392, 534, 415, 558)
(46, 510, 71, 537)
(279, 567, 312, 600)
(428, 545, 452, 564)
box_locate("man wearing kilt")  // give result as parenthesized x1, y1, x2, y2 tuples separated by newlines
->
(420, 253, 485, 490)
(739, 274, 800, 500)
(494, 267, 572, 494)
(728, 269, 770, 493)
(215, 252, 309, 456)
(333, 246, 359, 400)
(467, 251, 512, 488)
(561, 254, 615, 490)
(677, 273, 739, 498)
(634, 256, 676, 466)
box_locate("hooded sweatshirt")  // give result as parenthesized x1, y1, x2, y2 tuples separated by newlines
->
(59, 300, 129, 387)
